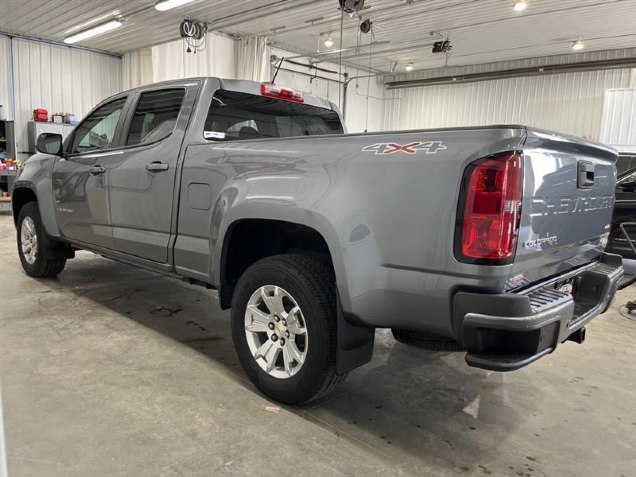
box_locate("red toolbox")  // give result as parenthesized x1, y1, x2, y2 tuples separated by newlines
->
(33, 109, 48, 122)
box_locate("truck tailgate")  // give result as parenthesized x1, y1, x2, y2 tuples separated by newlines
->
(512, 128, 618, 286)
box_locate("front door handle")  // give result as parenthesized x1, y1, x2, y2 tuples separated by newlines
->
(146, 161, 169, 172)
(89, 165, 106, 175)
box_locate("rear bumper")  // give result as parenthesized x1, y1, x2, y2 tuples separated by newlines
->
(454, 253, 623, 371)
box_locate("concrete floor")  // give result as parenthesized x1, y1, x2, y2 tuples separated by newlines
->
(1, 213, 635, 477)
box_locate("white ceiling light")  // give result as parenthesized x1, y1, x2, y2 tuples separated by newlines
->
(155, 0, 195, 11)
(64, 20, 122, 44)
(572, 40, 585, 50)
(64, 10, 121, 35)
(513, 1, 528, 11)
(324, 36, 334, 48)
(405, 61, 414, 72)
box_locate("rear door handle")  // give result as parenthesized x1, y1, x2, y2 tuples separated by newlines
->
(146, 161, 169, 172)
(89, 165, 106, 175)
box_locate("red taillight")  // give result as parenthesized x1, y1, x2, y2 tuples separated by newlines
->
(261, 83, 304, 103)
(460, 152, 523, 263)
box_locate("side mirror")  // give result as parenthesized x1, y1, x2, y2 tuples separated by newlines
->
(36, 133, 64, 155)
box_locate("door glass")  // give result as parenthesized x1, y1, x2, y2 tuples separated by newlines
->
(127, 89, 185, 145)
(71, 97, 127, 154)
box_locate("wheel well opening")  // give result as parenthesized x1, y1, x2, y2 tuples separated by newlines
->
(11, 188, 37, 225)
(220, 219, 332, 309)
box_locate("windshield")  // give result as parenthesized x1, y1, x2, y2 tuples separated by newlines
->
(204, 90, 343, 141)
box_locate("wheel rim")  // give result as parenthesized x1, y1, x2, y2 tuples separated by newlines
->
(20, 216, 38, 265)
(244, 285, 308, 379)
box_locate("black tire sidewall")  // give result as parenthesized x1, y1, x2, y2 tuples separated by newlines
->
(17, 203, 46, 276)
(231, 256, 336, 404)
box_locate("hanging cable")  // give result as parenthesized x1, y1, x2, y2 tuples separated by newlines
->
(365, 40, 372, 132)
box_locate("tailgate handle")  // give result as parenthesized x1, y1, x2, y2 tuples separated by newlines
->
(578, 161, 595, 189)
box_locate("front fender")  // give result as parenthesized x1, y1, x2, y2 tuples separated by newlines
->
(12, 153, 60, 237)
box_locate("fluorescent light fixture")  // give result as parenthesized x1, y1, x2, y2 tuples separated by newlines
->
(513, 0, 528, 11)
(155, 0, 195, 11)
(324, 36, 334, 48)
(64, 10, 121, 34)
(64, 20, 122, 44)
(572, 40, 584, 50)
(405, 61, 414, 72)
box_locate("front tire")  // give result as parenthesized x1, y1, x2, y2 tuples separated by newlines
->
(231, 254, 346, 404)
(17, 202, 67, 278)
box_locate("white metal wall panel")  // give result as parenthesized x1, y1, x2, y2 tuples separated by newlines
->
(0, 36, 12, 120)
(151, 33, 237, 83)
(12, 38, 121, 156)
(383, 68, 633, 140)
(600, 89, 636, 146)
(122, 47, 153, 90)
(273, 68, 384, 134)
(272, 48, 384, 134)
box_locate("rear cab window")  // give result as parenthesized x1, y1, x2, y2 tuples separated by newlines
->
(204, 90, 343, 141)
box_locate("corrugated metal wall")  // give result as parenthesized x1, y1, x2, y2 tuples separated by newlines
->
(600, 89, 636, 146)
(151, 33, 237, 83)
(272, 48, 384, 133)
(0, 36, 12, 120)
(383, 69, 633, 140)
(383, 49, 636, 140)
(6, 36, 121, 156)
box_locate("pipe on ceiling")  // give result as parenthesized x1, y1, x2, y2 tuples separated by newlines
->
(386, 57, 636, 89)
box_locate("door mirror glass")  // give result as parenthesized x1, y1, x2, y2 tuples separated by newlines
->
(36, 133, 63, 155)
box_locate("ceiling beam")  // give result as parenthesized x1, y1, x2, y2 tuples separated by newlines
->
(386, 56, 636, 89)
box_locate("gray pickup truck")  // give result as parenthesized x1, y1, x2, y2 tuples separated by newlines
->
(12, 77, 624, 404)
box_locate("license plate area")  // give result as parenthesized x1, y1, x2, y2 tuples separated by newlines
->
(551, 276, 581, 296)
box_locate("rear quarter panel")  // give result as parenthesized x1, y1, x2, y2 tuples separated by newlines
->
(175, 127, 527, 336)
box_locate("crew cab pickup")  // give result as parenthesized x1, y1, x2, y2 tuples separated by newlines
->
(13, 78, 624, 404)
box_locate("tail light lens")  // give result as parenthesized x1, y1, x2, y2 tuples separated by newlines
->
(261, 83, 304, 103)
(458, 152, 523, 263)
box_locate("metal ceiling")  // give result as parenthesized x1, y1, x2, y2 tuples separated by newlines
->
(0, 0, 635, 73)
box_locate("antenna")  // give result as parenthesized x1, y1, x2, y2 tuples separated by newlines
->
(271, 57, 285, 84)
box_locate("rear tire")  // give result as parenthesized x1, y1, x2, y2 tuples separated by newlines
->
(391, 329, 466, 352)
(17, 202, 67, 278)
(231, 254, 347, 404)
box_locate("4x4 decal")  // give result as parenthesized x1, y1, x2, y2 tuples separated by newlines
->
(362, 141, 446, 155)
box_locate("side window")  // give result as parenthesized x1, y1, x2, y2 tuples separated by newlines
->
(71, 98, 126, 154)
(127, 89, 185, 146)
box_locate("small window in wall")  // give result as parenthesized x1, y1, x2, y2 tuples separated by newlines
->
(127, 89, 185, 146)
